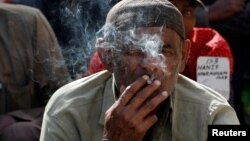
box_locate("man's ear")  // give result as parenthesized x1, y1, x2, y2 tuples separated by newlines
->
(96, 38, 113, 72)
(179, 39, 190, 73)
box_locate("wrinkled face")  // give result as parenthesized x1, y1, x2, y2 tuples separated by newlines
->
(108, 27, 187, 95)
(170, 0, 197, 37)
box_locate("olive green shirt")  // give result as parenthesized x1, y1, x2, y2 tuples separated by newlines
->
(40, 70, 239, 141)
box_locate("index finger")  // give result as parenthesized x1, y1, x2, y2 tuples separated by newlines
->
(117, 75, 149, 106)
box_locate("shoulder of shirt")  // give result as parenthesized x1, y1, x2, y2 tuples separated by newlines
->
(190, 27, 228, 47)
(192, 27, 218, 34)
(45, 70, 112, 115)
(0, 3, 41, 21)
(191, 27, 222, 40)
(176, 74, 229, 106)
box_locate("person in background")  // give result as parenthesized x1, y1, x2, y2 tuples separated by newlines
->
(170, 0, 235, 106)
(196, 0, 250, 124)
(40, 0, 239, 140)
(0, 3, 71, 141)
(195, 0, 245, 27)
(2, 0, 121, 79)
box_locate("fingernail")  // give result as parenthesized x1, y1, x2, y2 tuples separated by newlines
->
(154, 80, 161, 86)
(142, 75, 149, 80)
(161, 91, 168, 97)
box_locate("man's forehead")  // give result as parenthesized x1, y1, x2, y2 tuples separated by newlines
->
(101, 26, 181, 52)
(122, 27, 179, 37)
(113, 27, 180, 50)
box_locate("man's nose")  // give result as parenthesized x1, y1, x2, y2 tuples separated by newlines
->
(141, 56, 161, 73)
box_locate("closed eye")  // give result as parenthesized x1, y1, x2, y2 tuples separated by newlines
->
(162, 44, 175, 55)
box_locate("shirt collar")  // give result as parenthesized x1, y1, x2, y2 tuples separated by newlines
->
(99, 74, 117, 125)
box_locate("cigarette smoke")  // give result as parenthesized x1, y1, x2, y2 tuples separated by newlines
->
(97, 25, 168, 73)
(47, 0, 118, 79)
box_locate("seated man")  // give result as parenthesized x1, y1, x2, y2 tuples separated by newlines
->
(40, 0, 239, 141)
(87, 0, 234, 104)
(0, 3, 71, 141)
(87, 0, 234, 81)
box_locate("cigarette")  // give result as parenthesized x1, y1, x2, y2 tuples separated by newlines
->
(147, 74, 155, 84)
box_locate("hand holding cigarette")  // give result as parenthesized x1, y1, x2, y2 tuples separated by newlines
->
(103, 75, 168, 141)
